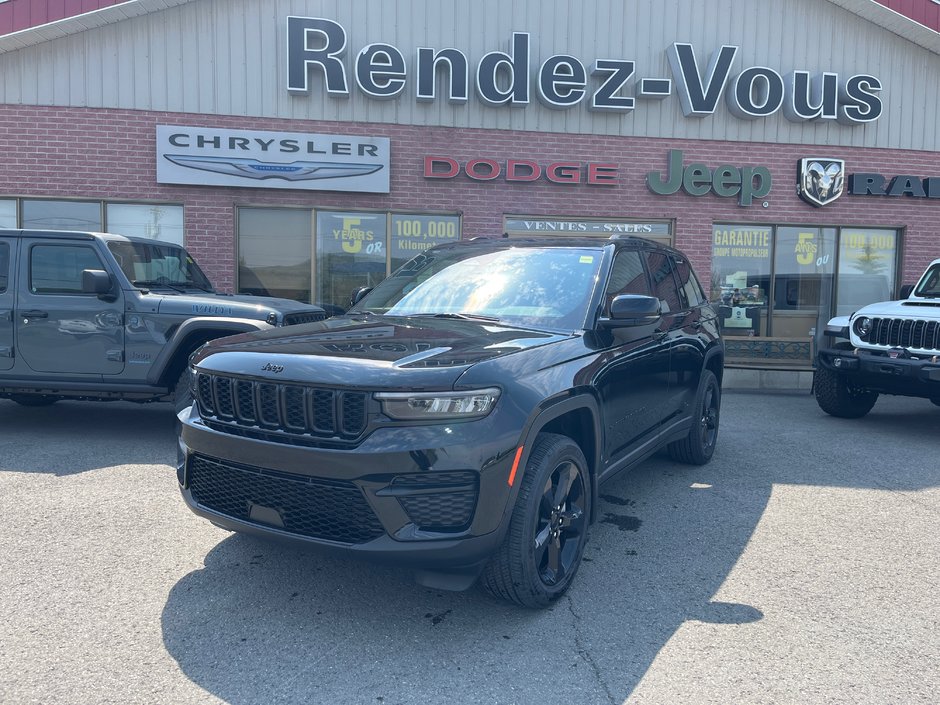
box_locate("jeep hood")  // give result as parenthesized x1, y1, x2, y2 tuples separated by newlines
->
(154, 292, 322, 318)
(191, 315, 573, 388)
(854, 299, 940, 319)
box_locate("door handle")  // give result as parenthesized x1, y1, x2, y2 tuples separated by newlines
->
(19, 310, 49, 319)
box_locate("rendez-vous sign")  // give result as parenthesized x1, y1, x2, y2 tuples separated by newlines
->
(286, 17, 883, 125)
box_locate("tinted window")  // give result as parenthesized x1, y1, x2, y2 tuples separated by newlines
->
(0, 242, 8, 293)
(605, 249, 650, 311)
(673, 256, 705, 307)
(645, 251, 683, 313)
(30, 245, 105, 294)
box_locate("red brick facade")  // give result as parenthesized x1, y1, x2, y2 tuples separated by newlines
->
(1, 103, 938, 291)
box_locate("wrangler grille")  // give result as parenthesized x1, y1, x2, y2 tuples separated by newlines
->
(868, 317, 940, 352)
(186, 454, 384, 544)
(195, 372, 369, 444)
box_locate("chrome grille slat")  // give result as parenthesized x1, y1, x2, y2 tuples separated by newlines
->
(868, 317, 940, 352)
(194, 373, 369, 444)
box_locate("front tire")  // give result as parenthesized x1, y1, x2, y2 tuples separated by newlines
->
(667, 369, 720, 465)
(481, 433, 591, 608)
(174, 367, 194, 414)
(814, 365, 878, 418)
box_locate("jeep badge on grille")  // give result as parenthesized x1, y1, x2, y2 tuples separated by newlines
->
(261, 363, 284, 373)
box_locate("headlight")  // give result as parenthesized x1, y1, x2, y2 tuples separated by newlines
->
(266, 312, 279, 326)
(375, 388, 500, 420)
(853, 316, 872, 338)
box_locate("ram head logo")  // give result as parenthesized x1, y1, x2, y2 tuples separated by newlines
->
(798, 158, 845, 207)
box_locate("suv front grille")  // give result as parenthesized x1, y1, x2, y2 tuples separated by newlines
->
(868, 317, 940, 351)
(186, 454, 384, 544)
(196, 372, 369, 444)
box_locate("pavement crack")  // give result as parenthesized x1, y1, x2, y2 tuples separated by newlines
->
(566, 594, 617, 705)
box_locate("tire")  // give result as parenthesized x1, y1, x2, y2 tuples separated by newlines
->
(481, 433, 591, 608)
(173, 366, 194, 414)
(9, 394, 58, 407)
(814, 365, 878, 418)
(667, 369, 721, 465)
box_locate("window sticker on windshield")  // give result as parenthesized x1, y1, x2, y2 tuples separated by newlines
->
(579, 256, 594, 264)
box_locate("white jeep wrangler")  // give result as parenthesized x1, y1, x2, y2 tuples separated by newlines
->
(815, 258, 940, 418)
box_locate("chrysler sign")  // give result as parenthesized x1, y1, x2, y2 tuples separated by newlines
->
(156, 125, 390, 193)
(286, 17, 883, 124)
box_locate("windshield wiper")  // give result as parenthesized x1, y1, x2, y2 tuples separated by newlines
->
(406, 312, 501, 322)
(132, 279, 186, 293)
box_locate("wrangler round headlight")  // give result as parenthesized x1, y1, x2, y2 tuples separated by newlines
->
(853, 316, 872, 338)
(376, 388, 500, 420)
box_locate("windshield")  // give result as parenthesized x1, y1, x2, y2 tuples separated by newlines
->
(107, 241, 214, 291)
(914, 263, 940, 298)
(352, 245, 604, 330)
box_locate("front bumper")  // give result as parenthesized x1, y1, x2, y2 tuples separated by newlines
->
(176, 404, 521, 576)
(817, 346, 940, 398)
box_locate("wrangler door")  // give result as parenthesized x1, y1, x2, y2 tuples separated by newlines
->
(0, 237, 15, 371)
(15, 239, 125, 375)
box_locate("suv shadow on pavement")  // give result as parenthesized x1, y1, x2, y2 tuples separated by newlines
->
(160, 393, 939, 704)
(0, 401, 176, 475)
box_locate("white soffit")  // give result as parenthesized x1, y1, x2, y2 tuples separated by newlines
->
(825, 0, 940, 54)
(0, 0, 199, 54)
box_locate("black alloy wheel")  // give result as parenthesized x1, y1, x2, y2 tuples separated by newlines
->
(481, 433, 591, 608)
(668, 369, 720, 465)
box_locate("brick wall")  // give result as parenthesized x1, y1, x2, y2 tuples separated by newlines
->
(1, 104, 938, 292)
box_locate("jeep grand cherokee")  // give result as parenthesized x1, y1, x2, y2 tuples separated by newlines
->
(177, 236, 724, 607)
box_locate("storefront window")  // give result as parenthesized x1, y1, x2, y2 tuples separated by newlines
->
(105, 203, 184, 245)
(390, 214, 460, 272)
(0, 200, 16, 228)
(22, 200, 102, 231)
(772, 227, 836, 339)
(316, 211, 388, 310)
(711, 225, 772, 336)
(836, 228, 897, 315)
(238, 208, 312, 303)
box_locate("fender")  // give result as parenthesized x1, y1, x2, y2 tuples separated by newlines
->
(147, 317, 272, 385)
(497, 392, 603, 532)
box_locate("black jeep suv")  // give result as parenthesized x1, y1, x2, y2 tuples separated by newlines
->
(178, 236, 724, 607)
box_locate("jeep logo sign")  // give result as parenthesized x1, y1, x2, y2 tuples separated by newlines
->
(646, 150, 772, 206)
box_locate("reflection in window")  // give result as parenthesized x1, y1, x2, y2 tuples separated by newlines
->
(390, 214, 460, 272)
(316, 211, 388, 310)
(773, 227, 835, 339)
(836, 229, 896, 315)
(22, 200, 102, 231)
(238, 208, 312, 304)
(106, 203, 184, 245)
(30, 245, 104, 294)
(0, 200, 15, 228)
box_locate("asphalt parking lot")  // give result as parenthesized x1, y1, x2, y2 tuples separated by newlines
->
(1, 390, 937, 705)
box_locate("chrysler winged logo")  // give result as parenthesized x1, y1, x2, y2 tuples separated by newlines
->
(163, 154, 383, 182)
(798, 158, 845, 207)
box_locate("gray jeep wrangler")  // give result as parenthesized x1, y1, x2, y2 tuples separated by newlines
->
(0, 229, 326, 411)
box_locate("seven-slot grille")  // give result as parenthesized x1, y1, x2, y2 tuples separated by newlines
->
(196, 372, 368, 443)
(867, 318, 940, 352)
(186, 454, 384, 544)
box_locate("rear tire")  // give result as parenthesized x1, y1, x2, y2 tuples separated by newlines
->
(667, 369, 720, 465)
(814, 365, 878, 418)
(481, 433, 591, 608)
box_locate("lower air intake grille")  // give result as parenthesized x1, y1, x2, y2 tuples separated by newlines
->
(187, 454, 384, 544)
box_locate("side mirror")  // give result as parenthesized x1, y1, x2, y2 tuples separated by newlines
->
(598, 294, 662, 328)
(82, 269, 115, 300)
(349, 286, 373, 307)
(899, 284, 914, 299)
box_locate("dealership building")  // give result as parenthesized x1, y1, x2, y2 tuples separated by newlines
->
(1, 0, 939, 374)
